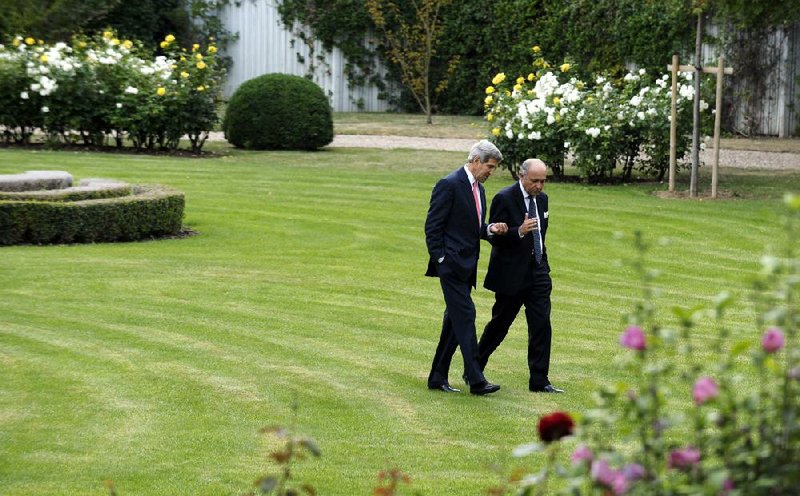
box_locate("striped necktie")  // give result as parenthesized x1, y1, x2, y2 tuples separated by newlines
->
(528, 195, 542, 264)
(472, 181, 481, 229)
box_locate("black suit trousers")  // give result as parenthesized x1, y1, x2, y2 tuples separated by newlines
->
(478, 259, 552, 389)
(427, 269, 486, 387)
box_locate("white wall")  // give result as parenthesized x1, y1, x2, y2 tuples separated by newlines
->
(219, 0, 392, 112)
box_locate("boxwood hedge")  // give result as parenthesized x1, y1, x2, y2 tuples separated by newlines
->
(0, 185, 185, 245)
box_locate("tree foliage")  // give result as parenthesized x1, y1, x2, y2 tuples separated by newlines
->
(0, 0, 235, 56)
(365, 0, 456, 124)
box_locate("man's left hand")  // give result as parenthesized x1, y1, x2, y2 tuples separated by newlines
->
(490, 222, 508, 235)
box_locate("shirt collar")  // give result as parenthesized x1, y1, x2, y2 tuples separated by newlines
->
(464, 165, 476, 185)
(519, 181, 531, 199)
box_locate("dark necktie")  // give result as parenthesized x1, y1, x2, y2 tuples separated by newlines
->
(528, 196, 542, 264)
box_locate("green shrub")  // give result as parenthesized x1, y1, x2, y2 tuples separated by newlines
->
(223, 73, 333, 150)
(0, 185, 184, 245)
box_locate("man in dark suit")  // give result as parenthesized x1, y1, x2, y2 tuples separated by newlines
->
(425, 140, 508, 395)
(478, 158, 564, 393)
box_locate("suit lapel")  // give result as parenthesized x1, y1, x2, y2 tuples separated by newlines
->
(513, 184, 526, 217)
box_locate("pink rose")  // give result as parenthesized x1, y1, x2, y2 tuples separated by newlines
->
(762, 327, 785, 353)
(620, 325, 646, 351)
(571, 444, 593, 465)
(622, 463, 646, 481)
(591, 459, 628, 495)
(692, 376, 719, 405)
(668, 447, 700, 470)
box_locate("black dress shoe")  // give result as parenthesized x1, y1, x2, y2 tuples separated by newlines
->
(470, 381, 501, 395)
(428, 383, 461, 393)
(530, 384, 564, 393)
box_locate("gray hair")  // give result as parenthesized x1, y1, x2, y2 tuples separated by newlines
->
(467, 139, 503, 163)
(520, 158, 546, 175)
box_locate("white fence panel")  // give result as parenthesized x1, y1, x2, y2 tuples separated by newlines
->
(219, 0, 391, 112)
(704, 23, 800, 137)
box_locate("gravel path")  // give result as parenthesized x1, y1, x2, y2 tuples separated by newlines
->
(208, 132, 800, 170)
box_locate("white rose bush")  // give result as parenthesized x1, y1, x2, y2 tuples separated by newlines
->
(0, 31, 223, 153)
(485, 48, 699, 183)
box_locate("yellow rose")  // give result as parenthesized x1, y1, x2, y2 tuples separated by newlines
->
(111, 38, 120, 46)
(13, 38, 21, 47)
(170, 64, 177, 69)
(180, 56, 186, 61)
(122, 40, 133, 49)
(39, 54, 48, 63)
(160, 41, 168, 49)
(553, 96, 561, 105)
(513, 84, 522, 92)
(102, 31, 113, 39)
(492, 127, 501, 136)
(156, 87, 166, 96)
(484, 95, 493, 105)
(195, 53, 203, 60)
(527, 73, 535, 81)
(516, 76, 524, 84)
(487, 113, 494, 122)
(196, 61, 207, 69)
(79, 41, 87, 48)
(560, 63, 570, 72)
(192, 44, 200, 52)
(208, 46, 217, 54)
(485, 86, 495, 94)
(532, 46, 541, 53)
(181, 71, 189, 78)
(24, 37, 35, 45)
(586, 96, 594, 103)
(542, 62, 550, 69)
(197, 85, 206, 92)
(165, 34, 175, 43)
(492, 72, 506, 85)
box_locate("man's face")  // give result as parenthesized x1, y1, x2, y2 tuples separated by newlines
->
(521, 165, 547, 195)
(471, 157, 499, 183)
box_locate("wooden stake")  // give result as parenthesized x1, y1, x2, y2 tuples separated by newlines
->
(712, 55, 725, 199)
(669, 54, 678, 192)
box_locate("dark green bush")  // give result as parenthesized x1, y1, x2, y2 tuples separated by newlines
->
(223, 73, 333, 150)
(0, 185, 184, 245)
(0, 185, 132, 202)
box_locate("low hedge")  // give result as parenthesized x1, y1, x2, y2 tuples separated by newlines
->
(0, 185, 185, 245)
(0, 183, 132, 202)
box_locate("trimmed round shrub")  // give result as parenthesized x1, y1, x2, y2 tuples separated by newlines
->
(223, 73, 333, 150)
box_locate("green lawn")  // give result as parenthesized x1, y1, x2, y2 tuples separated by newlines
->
(1, 146, 798, 495)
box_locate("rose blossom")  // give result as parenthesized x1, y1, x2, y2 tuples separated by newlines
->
(537, 411, 575, 443)
(668, 447, 700, 470)
(622, 463, 646, 481)
(692, 376, 719, 405)
(591, 459, 628, 495)
(762, 327, 785, 353)
(620, 325, 646, 351)
(571, 444, 593, 465)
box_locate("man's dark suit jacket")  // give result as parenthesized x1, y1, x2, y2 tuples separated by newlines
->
(424, 167, 489, 288)
(483, 183, 548, 294)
